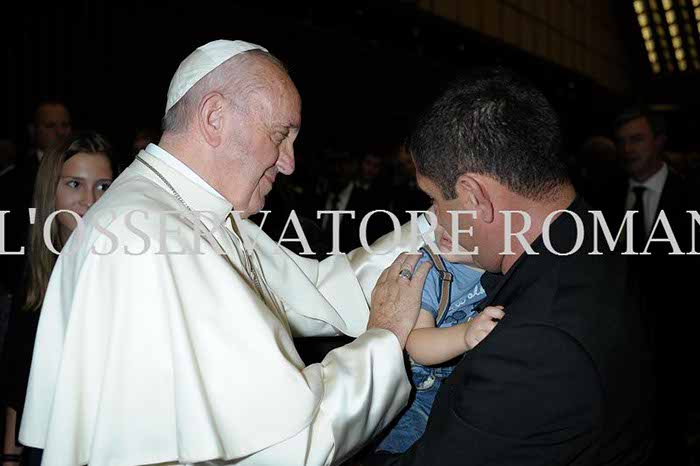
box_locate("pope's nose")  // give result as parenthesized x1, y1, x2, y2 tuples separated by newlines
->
(276, 151, 295, 175)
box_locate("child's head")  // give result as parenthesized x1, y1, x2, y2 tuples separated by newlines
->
(433, 223, 475, 265)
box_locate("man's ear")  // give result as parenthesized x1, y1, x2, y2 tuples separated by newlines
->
(455, 174, 494, 224)
(197, 92, 226, 147)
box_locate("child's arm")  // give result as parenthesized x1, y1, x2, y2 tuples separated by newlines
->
(405, 306, 505, 366)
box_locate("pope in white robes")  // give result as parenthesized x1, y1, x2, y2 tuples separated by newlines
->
(18, 40, 433, 466)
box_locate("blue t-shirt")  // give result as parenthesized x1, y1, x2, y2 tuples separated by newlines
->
(411, 250, 486, 389)
(374, 250, 488, 454)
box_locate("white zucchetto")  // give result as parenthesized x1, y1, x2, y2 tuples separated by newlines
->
(165, 39, 267, 115)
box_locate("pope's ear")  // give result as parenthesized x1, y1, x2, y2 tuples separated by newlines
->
(198, 92, 225, 147)
(455, 174, 494, 224)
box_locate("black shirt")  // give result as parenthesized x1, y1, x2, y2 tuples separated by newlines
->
(368, 196, 654, 466)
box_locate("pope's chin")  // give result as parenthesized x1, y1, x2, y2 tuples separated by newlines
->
(242, 198, 264, 218)
(248, 191, 270, 217)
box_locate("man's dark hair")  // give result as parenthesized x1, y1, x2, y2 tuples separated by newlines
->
(613, 107, 666, 137)
(407, 67, 568, 200)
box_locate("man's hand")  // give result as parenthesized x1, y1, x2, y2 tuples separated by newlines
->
(368, 252, 432, 348)
(464, 305, 504, 350)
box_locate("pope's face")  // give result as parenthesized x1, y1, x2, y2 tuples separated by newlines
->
(224, 73, 301, 218)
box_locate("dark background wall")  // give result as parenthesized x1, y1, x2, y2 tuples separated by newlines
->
(1, 1, 697, 170)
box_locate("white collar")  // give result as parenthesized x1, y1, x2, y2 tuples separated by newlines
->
(629, 162, 668, 194)
(144, 143, 225, 200)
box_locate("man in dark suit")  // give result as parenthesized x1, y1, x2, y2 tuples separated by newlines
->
(367, 68, 654, 465)
(0, 101, 71, 292)
(323, 151, 393, 252)
(609, 109, 698, 465)
(13, 100, 73, 201)
(609, 109, 695, 253)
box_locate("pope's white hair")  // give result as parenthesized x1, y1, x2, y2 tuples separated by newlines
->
(161, 50, 287, 134)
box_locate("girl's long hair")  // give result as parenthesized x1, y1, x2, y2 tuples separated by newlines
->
(24, 131, 113, 311)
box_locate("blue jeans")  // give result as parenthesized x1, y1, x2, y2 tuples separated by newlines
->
(376, 384, 439, 453)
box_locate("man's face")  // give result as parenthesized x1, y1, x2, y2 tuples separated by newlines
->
(614, 116, 662, 181)
(35, 103, 72, 152)
(223, 74, 301, 217)
(360, 155, 382, 181)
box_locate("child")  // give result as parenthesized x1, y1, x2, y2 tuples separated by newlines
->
(376, 227, 504, 453)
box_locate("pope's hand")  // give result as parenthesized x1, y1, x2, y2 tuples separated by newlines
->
(368, 252, 432, 348)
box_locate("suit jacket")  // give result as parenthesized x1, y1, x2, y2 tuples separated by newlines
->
(593, 167, 700, 464)
(605, 170, 697, 369)
(654, 170, 697, 246)
(603, 168, 697, 253)
(19, 148, 412, 466)
(370, 197, 655, 466)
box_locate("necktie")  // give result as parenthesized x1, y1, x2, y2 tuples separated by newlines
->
(632, 186, 647, 252)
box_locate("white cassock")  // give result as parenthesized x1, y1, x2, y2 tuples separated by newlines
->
(19, 145, 431, 466)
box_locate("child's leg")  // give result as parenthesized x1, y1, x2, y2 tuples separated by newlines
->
(375, 404, 427, 453)
(375, 388, 437, 453)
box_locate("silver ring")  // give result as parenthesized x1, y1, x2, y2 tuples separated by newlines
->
(398, 268, 413, 280)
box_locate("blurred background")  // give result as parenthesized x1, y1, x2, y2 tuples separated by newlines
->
(3, 1, 700, 241)
(1, 0, 699, 172)
(2, 0, 699, 252)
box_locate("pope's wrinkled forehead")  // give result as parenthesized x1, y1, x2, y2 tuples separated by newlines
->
(238, 58, 301, 129)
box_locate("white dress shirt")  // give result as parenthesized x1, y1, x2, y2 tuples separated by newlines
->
(625, 162, 668, 235)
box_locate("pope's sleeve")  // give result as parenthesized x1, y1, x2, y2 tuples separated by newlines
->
(245, 216, 429, 339)
(234, 329, 411, 466)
